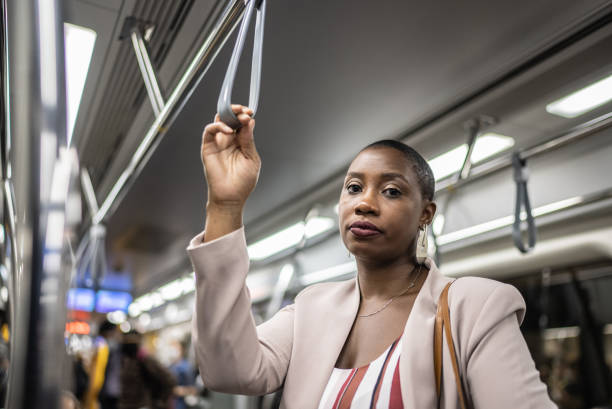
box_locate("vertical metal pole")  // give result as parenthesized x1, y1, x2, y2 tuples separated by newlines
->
(130, 28, 165, 117)
(457, 120, 480, 182)
(265, 264, 295, 320)
(432, 116, 494, 264)
(80, 168, 99, 216)
(5, 0, 73, 408)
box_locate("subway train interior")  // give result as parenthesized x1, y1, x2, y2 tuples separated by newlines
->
(2, 0, 612, 408)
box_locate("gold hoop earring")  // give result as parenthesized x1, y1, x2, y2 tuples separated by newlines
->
(416, 225, 428, 264)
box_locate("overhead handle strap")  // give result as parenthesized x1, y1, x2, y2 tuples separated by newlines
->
(217, 0, 266, 129)
(512, 152, 536, 253)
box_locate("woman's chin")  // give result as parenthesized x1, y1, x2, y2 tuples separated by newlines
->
(347, 245, 386, 261)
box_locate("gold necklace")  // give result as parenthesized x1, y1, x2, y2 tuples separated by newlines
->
(357, 264, 423, 318)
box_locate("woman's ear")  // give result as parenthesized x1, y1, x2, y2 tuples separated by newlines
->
(419, 200, 437, 226)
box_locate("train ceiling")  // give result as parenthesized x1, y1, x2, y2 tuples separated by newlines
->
(65, 0, 612, 294)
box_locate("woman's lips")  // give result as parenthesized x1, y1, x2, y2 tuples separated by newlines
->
(350, 227, 381, 237)
(349, 221, 382, 238)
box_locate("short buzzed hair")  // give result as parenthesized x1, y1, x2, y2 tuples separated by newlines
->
(361, 139, 435, 201)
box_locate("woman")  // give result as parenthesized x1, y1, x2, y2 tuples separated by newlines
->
(188, 105, 556, 408)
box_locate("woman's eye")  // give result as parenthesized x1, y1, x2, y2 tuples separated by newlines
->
(346, 184, 361, 193)
(384, 188, 401, 197)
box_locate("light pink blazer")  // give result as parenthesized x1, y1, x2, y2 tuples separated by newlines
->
(188, 227, 556, 408)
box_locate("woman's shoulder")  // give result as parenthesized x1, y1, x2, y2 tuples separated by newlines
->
(447, 276, 526, 325)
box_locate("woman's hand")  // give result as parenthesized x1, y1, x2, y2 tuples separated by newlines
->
(201, 104, 261, 241)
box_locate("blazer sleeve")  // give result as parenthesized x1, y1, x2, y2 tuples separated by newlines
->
(188, 227, 294, 395)
(456, 281, 557, 409)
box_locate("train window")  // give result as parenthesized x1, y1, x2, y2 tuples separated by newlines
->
(507, 267, 612, 407)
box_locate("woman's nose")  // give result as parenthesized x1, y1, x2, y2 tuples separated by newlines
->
(354, 191, 379, 215)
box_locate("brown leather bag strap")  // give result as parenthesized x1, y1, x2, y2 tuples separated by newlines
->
(434, 281, 470, 409)
(434, 285, 445, 397)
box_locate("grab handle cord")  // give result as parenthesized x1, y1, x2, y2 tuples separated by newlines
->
(217, 0, 266, 129)
(512, 152, 537, 253)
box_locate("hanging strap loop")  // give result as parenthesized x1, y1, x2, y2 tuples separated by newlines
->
(512, 152, 537, 253)
(217, 0, 266, 129)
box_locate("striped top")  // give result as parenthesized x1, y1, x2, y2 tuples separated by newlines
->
(317, 337, 404, 409)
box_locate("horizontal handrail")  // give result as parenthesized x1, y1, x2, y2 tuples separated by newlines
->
(94, 0, 247, 224)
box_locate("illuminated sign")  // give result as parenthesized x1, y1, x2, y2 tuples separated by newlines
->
(67, 288, 95, 312)
(66, 321, 90, 335)
(95, 290, 132, 313)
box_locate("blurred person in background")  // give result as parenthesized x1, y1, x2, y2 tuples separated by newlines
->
(0, 340, 9, 405)
(72, 352, 90, 404)
(62, 391, 82, 409)
(169, 338, 197, 409)
(119, 330, 176, 409)
(84, 320, 121, 409)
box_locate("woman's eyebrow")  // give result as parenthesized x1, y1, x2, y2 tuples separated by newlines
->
(380, 172, 410, 184)
(345, 172, 409, 184)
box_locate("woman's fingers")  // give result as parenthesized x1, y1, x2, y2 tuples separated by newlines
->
(236, 118, 258, 159)
(204, 121, 233, 136)
(213, 105, 254, 127)
(231, 104, 252, 115)
(237, 112, 252, 126)
(203, 122, 234, 150)
(215, 131, 235, 151)
(204, 105, 256, 152)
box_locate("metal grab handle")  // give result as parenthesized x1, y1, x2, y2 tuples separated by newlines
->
(217, 0, 266, 129)
(512, 152, 537, 253)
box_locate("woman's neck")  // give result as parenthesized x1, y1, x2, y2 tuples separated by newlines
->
(355, 255, 420, 301)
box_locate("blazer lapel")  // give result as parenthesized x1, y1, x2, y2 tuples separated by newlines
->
(400, 257, 452, 408)
(282, 279, 360, 409)
(283, 259, 450, 409)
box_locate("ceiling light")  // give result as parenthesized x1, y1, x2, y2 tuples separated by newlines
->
(64, 23, 96, 145)
(138, 313, 151, 327)
(305, 217, 335, 238)
(428, 133, 515, 181)
(277, 264, 295, 286)
(119, 321, 131, 333)
(436, 195, 584, 245)
(546, 73, 612, 118)
(128, 303, 141, 317)
(179, 276, 195, 294)
(159, 280, 183, 301)
(164, 303, 179, 322)
(106, 310, 126, 324)
(429, 145, 468, 181)
(247, 217, 335, 261)
(132, 291, 163, 313)
(471, 133, 515, 163)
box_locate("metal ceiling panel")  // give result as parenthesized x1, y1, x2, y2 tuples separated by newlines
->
(76, 0, 195, 188)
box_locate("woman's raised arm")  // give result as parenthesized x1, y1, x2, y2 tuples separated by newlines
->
(190, 106, 293, 395)
(201, 104, 261, 242)
(189, 227, 294, 395)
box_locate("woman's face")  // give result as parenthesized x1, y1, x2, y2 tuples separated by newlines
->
(338, 146, 435, 262)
